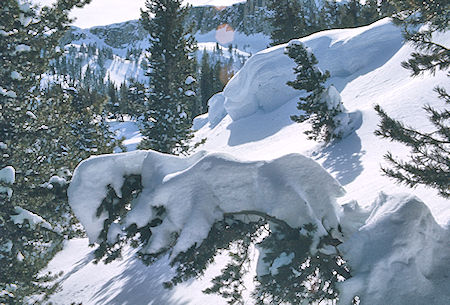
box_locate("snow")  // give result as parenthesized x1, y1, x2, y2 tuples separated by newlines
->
(68, 151, 150, 243)
(48, 18, 450, 305)
(0, 86, 17, 98)
(269, 252, 295, 276)
(185, 75, 196, 85)
(0, 166, 15, 184)
(10, 206, 52, 230)
(338, 193, 450, 305)
(15, 44, 31, 52)
(0, 166, 15, 199)
(222, 18, 403, 121)
(11, 71, 23, 80)
(184, 90, 196, 96)
(192, 113, 208, 130)
(206, 92, 227, 127)
(69, 150, 345, 256)
(26, 111, 37, 119)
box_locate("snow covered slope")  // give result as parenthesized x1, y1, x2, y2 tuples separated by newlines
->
(60, 20, 269, 86)
(193, 18, 449, 225)
(46, 18, 450, 304)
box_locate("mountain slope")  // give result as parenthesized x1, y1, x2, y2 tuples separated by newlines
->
(45, 18, 450, 304)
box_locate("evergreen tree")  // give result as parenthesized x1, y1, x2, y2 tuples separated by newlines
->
(87, 174, 350, 305)
(375, 0, 450, 198)
(126, 79, 148, 119)
(286, 42, 345, 142)
(200, 50, 214, 113)
(340, 0, 362, 28)
(267, 0, 307, 46)
(319, 0, 341, 29)
(0, 0, 93, 301)
(138, 0, 198, 155)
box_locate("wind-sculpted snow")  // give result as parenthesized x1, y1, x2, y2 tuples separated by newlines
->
(220, 18, 402, 121)
(338, 193, 450, 304)
(68, 150, 345, 256)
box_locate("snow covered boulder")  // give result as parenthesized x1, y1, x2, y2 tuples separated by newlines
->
(220, 18, 402, 122)
(68, 150, 346, 256)
(338, 193, 450, 305)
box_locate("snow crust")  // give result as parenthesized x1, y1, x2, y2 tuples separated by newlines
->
(69, 150, 345, 256)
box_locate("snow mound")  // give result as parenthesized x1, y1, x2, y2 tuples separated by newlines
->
(68, 150, 345, 256)
(68, 151, 150, 242)
(339, 193, 450, 304)
(221, 18, 402, 121)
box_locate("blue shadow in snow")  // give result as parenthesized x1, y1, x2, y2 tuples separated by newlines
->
(314, 129, 365, 186)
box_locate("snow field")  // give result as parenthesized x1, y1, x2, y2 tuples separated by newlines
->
(49, 18, 450, 304)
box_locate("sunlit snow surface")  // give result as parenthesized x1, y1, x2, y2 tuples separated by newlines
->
(47, 18, 450, 304)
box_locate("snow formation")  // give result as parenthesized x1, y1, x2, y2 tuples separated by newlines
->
(216, 18, 402, 121)
(0, 166, 15, 199)
(339, 193, 450, 304)
(69, 150, 345, 257)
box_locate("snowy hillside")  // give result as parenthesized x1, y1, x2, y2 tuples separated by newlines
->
(46, 18, 450, 305)
(58, 20, 269, 86)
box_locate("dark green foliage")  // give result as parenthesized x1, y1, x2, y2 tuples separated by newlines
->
(375, 0, 450, 198)
(267, 0, 308, 46)
(0, 173, 63, 304)
(91, 174, 349, 304)
(253, 224, 349, 304)
(286, 42, 344, 142)
(93, 175, 143, 264)
(0, 0, 125, 301)
(138, 0, 199, 155)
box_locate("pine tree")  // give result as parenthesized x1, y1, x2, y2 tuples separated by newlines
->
(267, 0, 307, 46)
(375, 0, 450, 198)
(0, 0, 93, 301)
(138, 0, 198, 155)
(286, 42, 346, 142)
(200, 50, 214, 113)
(126, 79, 148, 119)
(319, 0, 341, 29)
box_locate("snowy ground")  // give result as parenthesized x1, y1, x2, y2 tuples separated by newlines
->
(46, 18, 450, 304)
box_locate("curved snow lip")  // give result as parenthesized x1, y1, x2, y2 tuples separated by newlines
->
(338, 192, 450, 304)
(68, 150, 345, 254)
(217, 18, 402, 122)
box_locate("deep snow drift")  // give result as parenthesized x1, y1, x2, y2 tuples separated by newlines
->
(69, 150, 345, 256)
(47, 18, 450, 304)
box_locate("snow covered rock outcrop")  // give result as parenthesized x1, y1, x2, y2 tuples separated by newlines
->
(210, 18, 402, 122)
(69, 150, 345, 256)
